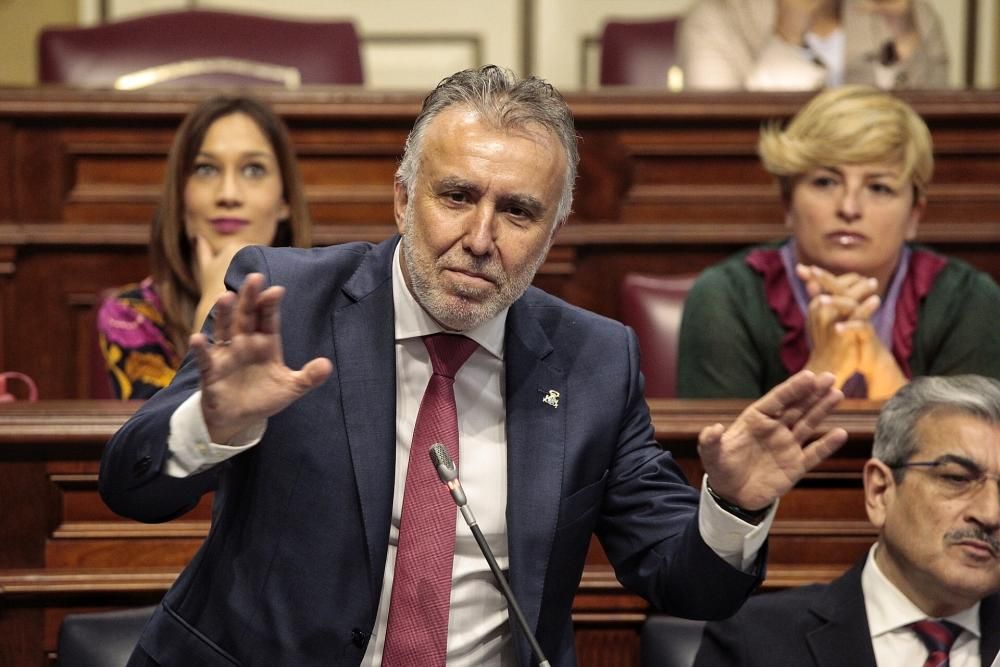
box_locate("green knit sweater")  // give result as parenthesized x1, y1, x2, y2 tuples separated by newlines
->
(677, 243, 1000, 398)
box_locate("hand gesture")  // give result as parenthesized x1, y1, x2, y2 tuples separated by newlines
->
(698, 370, 846, 510)
(190, 273, 333, 444)
(855, 323, 907, 399)
(192, 235, 251, 334)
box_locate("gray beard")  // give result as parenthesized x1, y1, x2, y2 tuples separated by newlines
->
(399, 210, 548, 331)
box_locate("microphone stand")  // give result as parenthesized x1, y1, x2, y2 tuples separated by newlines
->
(428, 444, 551, 667)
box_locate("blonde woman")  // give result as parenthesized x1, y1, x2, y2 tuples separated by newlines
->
(678, 85, 1000, 398)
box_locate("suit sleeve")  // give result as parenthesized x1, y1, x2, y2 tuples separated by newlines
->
(693, 612, 750, 667)
(98, 247, 270, 523)
(596, 325, 764, 619)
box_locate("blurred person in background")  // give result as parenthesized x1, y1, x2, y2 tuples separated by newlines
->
(678, 85, 1000, 399)
(97, 95, 311, 399)
(679, 0, 949, 91)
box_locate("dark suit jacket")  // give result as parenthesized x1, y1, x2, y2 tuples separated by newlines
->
(694, 558, 1000, 667)
(100, 237, 762, 666)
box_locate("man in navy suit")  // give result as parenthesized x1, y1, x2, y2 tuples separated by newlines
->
(694, 375, 1000, 667)
(100, 65, 847, 666)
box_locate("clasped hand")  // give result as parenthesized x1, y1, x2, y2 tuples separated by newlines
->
(190, 273, 333, 444)
(796, 264, 906, 399)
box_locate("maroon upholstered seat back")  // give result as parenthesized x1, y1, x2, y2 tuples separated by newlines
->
(599, 18, 680, 87)
(38, 9, 363, 89)
(619, 272, 697, 399)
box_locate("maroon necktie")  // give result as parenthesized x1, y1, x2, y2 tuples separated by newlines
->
(382, 333, 479, 666)
(909, 619, 962, 667)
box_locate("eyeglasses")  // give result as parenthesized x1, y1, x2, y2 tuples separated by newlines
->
(890, 455, 1000, 498)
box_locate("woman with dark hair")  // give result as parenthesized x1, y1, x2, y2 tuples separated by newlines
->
(97, 95, 311, 399)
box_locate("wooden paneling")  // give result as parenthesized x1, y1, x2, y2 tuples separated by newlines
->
(0, 87, 996, 663)
(0, 400, 879, 666)
(2, 88, 999, 399)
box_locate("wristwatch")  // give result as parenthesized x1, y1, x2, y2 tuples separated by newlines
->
(705, 481, 773, 524)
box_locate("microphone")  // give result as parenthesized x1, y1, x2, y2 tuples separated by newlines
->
(428, 444, 551, 667)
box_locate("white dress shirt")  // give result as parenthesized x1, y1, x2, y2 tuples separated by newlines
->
(863, 544, 981, 666)
(165, 243, 775, 665)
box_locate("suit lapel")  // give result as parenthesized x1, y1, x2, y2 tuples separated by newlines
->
(503, 298, 565, 657)
(980, 594, 1000, 664)
(333, 238, 398, 604)
(805, 561, 878, 667)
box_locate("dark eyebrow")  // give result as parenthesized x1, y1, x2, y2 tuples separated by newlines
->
(196, 150, 275, 161)
(436, 177, 547, 219)
(437, 177, 483, 198)
(935, 453, 984, 472)
(498, 193, 546, 219)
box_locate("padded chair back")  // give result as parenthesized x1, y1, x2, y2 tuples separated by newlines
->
(640, 614, 706, 667)
(599, 17, 681, 88)
(619, 272, 697, 399)
(57, 606, 155, 667)
(38, 10, 362, 89)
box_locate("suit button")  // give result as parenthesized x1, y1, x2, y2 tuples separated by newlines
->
(132, 456, 152, 477)
(351, 628, 369, 648)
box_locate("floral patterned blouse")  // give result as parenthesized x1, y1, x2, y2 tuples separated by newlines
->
(96, 277, 182, 399)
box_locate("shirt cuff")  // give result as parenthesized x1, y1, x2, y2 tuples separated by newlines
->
(698, 474, 778, 572)
(745, 37, 826, 91)
(165, 390, 266, 477)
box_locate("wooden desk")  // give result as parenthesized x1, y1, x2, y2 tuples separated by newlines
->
(0, 399, 879, 666)
(1, 88, 1000, 399)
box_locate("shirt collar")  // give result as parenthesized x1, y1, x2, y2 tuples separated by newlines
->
(391, 242, 506, 360)
(862, 543, 980, 639)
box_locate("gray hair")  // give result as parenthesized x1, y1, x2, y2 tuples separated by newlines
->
(395, 65, 579, 225)
(873, 375, 1000, 471)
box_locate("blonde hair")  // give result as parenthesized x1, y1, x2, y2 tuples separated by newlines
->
(758, 85, 933, 200)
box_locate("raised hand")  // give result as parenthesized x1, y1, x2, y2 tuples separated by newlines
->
(697, 370, 846, 511)
(190, 273, 333, 444)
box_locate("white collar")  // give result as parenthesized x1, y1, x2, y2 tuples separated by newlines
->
(862, 543, 980, 639)
(391, 241, 506, 360)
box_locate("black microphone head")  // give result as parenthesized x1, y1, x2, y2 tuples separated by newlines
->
(429, 443, 457, 482)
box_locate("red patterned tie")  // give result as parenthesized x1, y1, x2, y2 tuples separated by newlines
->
(909, 619, 962, 667)
(382, 333, 479, 666)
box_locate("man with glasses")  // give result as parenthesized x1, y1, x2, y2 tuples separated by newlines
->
(695, 374, 1000, 666)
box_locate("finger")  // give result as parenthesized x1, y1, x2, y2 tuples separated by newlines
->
(211, 291, 237, 342)
(799, 427, 848, 472)
(189, 332, 215, 381)
(256, 285, 286, 335)
(825, 294, 863, 318)
(790, 384, 845, 443)
(698, 423, 725, 449)
(234, 273, 265, 334)
(294, 357, 334, 391)
(752, 370, 829, 420)
(809, 295, 858, 328)
(842, 276, 879, 304)
(850, 294, 880, 321)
